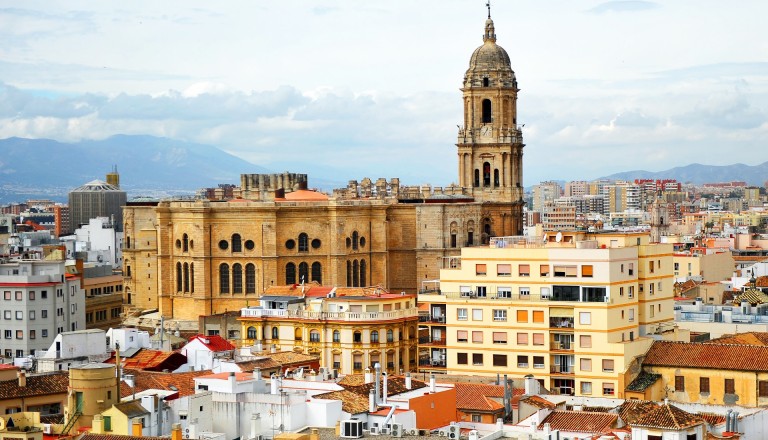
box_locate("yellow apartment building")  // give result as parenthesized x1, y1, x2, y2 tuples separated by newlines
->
(239, 285, 419, 375)
(418, 231, 675, 398)
(672, 250, 734, 283)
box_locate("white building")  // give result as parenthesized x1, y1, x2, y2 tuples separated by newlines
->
(60, 217, 123, 267)
(36, 328, 110, 372)
(106, 327, 152, 352)
(180, 335, 235, 372)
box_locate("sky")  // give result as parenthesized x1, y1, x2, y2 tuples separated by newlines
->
(1, 0, 767, 187)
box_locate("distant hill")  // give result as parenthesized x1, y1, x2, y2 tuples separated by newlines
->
(600, 161, 768, 186)
(0, 135, 271, 203)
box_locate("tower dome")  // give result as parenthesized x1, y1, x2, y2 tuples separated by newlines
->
(464, 17, 517, 88)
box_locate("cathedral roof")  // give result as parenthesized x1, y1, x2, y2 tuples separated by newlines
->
(71, 179, 122, 192)
(464, 15, 516, 88)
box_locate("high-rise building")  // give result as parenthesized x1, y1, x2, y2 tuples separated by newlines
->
(532, 181, 563, 213)
(68, 173, 127, 233)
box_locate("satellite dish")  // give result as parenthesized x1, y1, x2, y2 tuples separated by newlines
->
(555, 232, 563, 243)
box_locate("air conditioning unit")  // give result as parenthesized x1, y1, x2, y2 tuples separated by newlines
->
(380, 427, 390, 435)
(340, 420, 364, 438)
(369, 427, 379, 435)
(391, 423, 403, 438)
(447, 425, 459, 440)
(409, 429, 418, 436)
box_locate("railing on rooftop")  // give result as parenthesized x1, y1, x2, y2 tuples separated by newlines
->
(416, 291, 611, 304)
(240, 307, 418, 321)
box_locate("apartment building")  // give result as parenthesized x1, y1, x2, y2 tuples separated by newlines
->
(238, 284, 419, 375)
(0, 259, 85, 359)
(418, 231, 674, 398)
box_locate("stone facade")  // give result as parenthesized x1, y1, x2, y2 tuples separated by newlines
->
(122, 13, 525, 322)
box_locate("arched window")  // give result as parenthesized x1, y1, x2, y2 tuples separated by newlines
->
(353, 260, 360, 287)
(190, 263, 194, 293)
(299, 262, 309, 283)
(309, 329, 320, 342)
(347, 261, 352, 287)
(482, 99, 492, 123)
(182, 234, 189, 252)
(247, 326, 257, 339)
(294, 328, 302, 341)
(271, 326, 279, 340)
(352, 231, 359, 250)
(232, 263, 243, 293)
(474, 169, 480, 187)
(232, 234, 242, 252)
(387, 329, 394, 342)
(371, 330, 379, 343)
(311, 262, 322, 284)
(494, 169, 500, 187)
(286, 263, 296, 285)
(333, 330, 341, 343)
(245, 263, 256, 294)
(298, 233, 309, 252)
(483, 162, 491, 186)
(176, 263, 182, 292)
(360, 260, 366, 286)
(353, 331, 362, 343)
(183, 263, 189, 292)
(219, 263, 230, 294)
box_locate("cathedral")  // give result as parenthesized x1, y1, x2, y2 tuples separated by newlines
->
(122, 10, 525, 322)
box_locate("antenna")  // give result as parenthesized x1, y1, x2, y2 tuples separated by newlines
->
(486, 0, 491, 18)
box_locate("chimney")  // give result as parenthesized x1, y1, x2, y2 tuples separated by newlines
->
(375, 363, 382, 403)
(382, 373, 388, 404)
(17, 371, 26, 387)
(171, 423, 182, 440)
(132, 419, 143, 436)
(253, 368, 262, 381)
(543, 423, 551, 436)
(310, 428, 320, 440)
(364, 368, 373, 384)
(228, 372, 237, 390)
(270, 374, 280, 395)
(405, 372, 412, 390)
(270, 344, 277, 354)
(369, 389, 376, 413)
(429, 373, 436, 393)
(250, 414, 261, 439)
(524, 375, 539, 395)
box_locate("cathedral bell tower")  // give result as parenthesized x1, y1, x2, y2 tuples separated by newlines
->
(457, 9, 525, 208)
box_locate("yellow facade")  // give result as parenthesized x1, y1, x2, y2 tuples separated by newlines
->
(418, 231, 675, 398)
(644, 366, 768, 407)
(239, 287, 419, 375)
(672, 251, 734, 283)
(65, 363, 120, 431)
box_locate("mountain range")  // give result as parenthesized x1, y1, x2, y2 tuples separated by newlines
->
(599, 162, 768, 187)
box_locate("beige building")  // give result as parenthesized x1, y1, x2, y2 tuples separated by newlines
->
(123, 12, 525, 323)
(672, 250, 735, 283)
(418, 231, 675, 398)
(238, 285, 419, 375)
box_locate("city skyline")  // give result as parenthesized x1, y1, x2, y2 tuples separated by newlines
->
(1, 1, 767, 186)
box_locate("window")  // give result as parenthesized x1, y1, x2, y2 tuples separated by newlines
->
(602, 359, 614, 372)
(219, 263, 230, 294)
(298, 233, 309, 252)
(725, 378, 735, 394)
(42, 329, 48, 338)
(519, 287, 530, 297)
(457, 308, 468, 321)
(460, 286, 473, 297)
(2, 291, 8, 300)
(476, 286, 487, 297)
(231, 234, 242, 252)
(311, 262, 322, 284)
(581, 382, 592, 395)
(628, 286, 634, 298)
(4, 330, 10, 339)
(29, 330, 35, 339)
(492, 332, 507, 344)
(628, 308, 635, 322)
(247, 326, 257, 339)
(497, 287, 511, 298)
(309, 330, 320, 343)
(15, 311, 22, 320)
(41, 310, 47, 319)
(628, 263, 634, 275)
(580, 358, 592, 371)
(700, 377, 710, 393)
(603, 382, 615, 395)
(675, 376, 685, 392)
(472, 353, 483, 365)
(28, 291, 35, 300)
(581, 265, 593, 277)
(497, 264, 511, 276)
(472, 309, 483, 321)
(516, 310, 528, 322)
(493, 309, 507, 321)
(649, 260, 655, 273)
(649, 283, 654, 295)
(16, 330, 23, 339)
(457, 353, 468, 365)
(333, 330, 340, 343)
(518, 264, 530, 277)
(29, 311, 35, 320)
(245, 264, 256, 294)
(579, 312, 591, 325)
(15, 291, 22, 300)
(540, 265, 550, 276)
(580, 335, 592, 348)
(370, 330, 379, 343)
(533, 310, 544, 323)
(758, 380, 768, 397)
(533, 356, 545, 368)
(271, 327, 279, 339)
(533, 333, 544, 345)
(475, 264, 487, 276)
(493, 354, 507, 367)
(353, 331, 362, 343)
(554, 265, 577, 277)
(457, 330, 468, 343)
(232, 263, 243, 293)
(285, 263, 296, 285)
(2, 311, 8, 320)
(517, 333, 528, 345)
(387, 329, 394, 342)
(472, 331, 483, 343)
(218, 240, 228, 250)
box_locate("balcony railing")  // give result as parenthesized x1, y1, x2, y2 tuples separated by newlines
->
(418, 336, 446, 346)
(550, 318, 575, 329)
(241, 307, 418, 321)
(550, 365, 575, 374)
(419, 359, 446, 368)
(550, 342, 573, 351)
(419, 291, 610, 304)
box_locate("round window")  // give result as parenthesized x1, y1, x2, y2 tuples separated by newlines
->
(311, 239, 321, 249)
(175, 239, 181, 248)
(244, 240, 255, 250)
(286, 239, 296, 250)
(359, 237, 366, 248)
(218, 240, 229, 250)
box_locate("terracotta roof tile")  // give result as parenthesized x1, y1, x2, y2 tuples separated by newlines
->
(113, 400, 150, 417)
(626, 371, 661, 392)
(538, 411, 617, 434)
(617, 400, 658, 424)
(708, 332, 768, 346)
(631, 403, 703, 430)
(119, 369, 211, 398)
(189, 335, 235, 352)
(643, 341, 768, 372)
(454, 383, 505, 412)
(697, 412, 727, 426)
(313, 390, 370, 414)
(236, 358, 282, 372)
(520, 395, 556, 409)
(106, 349, 187, 372)
(342, 376, 426, 398)
(0, 372, 68, 399)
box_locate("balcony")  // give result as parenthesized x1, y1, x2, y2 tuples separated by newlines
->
(422, 291, 611, 304)
(550, 342, 574, 352)
(241, 307, 418, 321)
(419, 359, 446, 368)
(418, 336, 446, 346)
(549, 317, 575, 329)
(550, 365, 575, 375)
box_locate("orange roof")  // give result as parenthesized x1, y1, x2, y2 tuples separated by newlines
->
(119, 369, 211, 398)
(643, 341, 768, 371)
(277, 189, 329, 202)
(106, 349, 187, 372)
(631, 403, 703, 430)
(454, 383, 505, 412)
(197, 372, 255, 381)
(538, 411, 617, 435)
(520, 395, 556, 409)
(708, 332, 768, 346)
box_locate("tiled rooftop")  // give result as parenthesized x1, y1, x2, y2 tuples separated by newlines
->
(537, 411, 617, 434)
(312, 389, 371, 414)
(189, 334, 235, 352)
(0, 372, 68, 399)
(617, 400, 659, 425)
(708, 332, 768, 346)
(520, 395, 556, 409)
(106, 349, 187, 371)
(454, 383, 505, 412)
(631, 402, 703, 430)
(119, 369, 211, 398)
(626, 371, 661, 391)
(643, 341, 768, 372)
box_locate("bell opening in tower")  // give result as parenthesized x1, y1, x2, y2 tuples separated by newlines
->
(482, 99, 492, 123)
